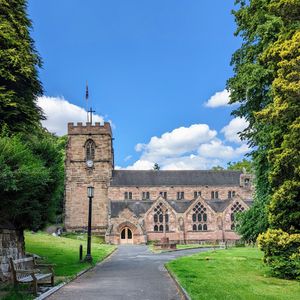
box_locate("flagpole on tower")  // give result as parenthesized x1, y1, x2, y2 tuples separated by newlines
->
(86, 81, 89, 123)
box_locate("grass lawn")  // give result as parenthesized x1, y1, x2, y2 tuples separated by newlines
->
(25, 231, 116, 278)
(167, 247, 300, 300)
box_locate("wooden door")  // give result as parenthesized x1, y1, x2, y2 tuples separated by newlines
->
(120, 227, 133, 244)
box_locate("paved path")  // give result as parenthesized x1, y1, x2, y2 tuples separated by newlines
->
(48, 245, 211, 300)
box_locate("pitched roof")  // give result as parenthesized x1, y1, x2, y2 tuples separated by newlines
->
(110, 200, 152, 218)
(205, 199, 232, 212)
(111, 170, 242, 187)
(109, 198, 253, 217)
(166, 200, 192, 213)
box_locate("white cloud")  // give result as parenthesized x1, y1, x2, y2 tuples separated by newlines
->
(123, 121, 249, 170)
(38, 96, 105, 136)
(124, 159, 155, 170)
(221, 117, 249, 144)
(138, 124, 217, 162)
(204, 89, 231, 108)
(161, 155, 222, 170)
(198, 140, 249, 159)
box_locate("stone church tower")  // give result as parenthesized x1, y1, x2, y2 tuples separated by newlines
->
(64, 121, 113, 235)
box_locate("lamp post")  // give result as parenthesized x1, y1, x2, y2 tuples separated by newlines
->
(85, 186, 94, 263)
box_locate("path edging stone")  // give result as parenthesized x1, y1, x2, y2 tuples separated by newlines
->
(165, 264, 191, 300)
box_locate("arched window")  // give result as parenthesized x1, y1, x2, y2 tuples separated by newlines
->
(85, 139, 95, 160)
(230, 202, 245, 231)
(153, 202, 169, 232)
(192, 202, 208, 231)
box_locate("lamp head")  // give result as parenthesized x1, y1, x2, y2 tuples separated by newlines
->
(87, 186, 94, 197)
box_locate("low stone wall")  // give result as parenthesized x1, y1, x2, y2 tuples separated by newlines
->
(0, 227, 24, 281)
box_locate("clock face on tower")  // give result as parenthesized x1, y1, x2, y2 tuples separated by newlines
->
(86, 160, 94, 168)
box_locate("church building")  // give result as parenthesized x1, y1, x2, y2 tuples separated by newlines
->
(64, 121, 253, 244)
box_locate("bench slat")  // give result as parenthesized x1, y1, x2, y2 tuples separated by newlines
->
(18, 273, 52, 283)
(13, 257, 34, 264)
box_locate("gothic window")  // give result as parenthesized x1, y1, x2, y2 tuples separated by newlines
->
(142, 191, 150, 200)
(159, 191, 167, 199)
(194, 191, 201, 198)
(230, 201, 245, 230)
(228, 190, 236, 198)
(85, 139, 95, 160)
(192, 202, 208, 231)
(153, 202, 169, 232)
(177, 191, 184, 200)
(211, 191, 219, 199)
(124, 192, 132, 200)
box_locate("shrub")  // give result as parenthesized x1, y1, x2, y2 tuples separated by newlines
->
(257, 229, 300, 280)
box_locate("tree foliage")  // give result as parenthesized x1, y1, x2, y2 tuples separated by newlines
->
(153, 163, 160, 171)
(0, 131, 65, 230)
(258, 229, 300, 279)
(229, 0, 300, 278)
(0, 0, 43, 133)
(227, 159, 253, 172)
(228, 0, 300, 239)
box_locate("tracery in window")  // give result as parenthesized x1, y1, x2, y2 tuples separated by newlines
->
(192, 202, 208, 231)
(230, 201, 245, 230)
(85, 139, 95, 160)
(153, 202, 169, 232)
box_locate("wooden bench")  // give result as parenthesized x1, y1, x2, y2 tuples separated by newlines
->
(9, 256, 54, 295)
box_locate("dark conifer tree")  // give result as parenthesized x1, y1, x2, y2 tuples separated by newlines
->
(0, 0, 44, 133)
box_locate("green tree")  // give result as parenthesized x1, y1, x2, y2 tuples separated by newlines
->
(228, 0, 290, 239)
(211, 165, 224, 171)
(229, 0, 300, 278)
(0, 131, 65, 230)
(0, 134, 49, 229)
(257, 31, 300, 232)
(153, 163, 160, 171)
(227, 159, 253, 172)
(0, 0, 43, 133)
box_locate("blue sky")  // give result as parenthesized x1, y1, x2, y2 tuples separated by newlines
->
(28, 0, 248, 169)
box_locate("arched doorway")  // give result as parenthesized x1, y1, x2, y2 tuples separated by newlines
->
(120, 227, 133, 244)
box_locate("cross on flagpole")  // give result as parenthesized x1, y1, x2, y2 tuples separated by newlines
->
(88, 107, 96, 124)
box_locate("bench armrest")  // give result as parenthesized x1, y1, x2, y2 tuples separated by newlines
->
(35, 264, 55, 274)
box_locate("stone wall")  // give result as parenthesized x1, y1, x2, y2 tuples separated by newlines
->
(0, 226, 24, 281)
(108, 183, 253, 201)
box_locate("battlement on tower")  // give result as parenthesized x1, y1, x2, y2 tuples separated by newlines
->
(67, 122, 112, 135)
